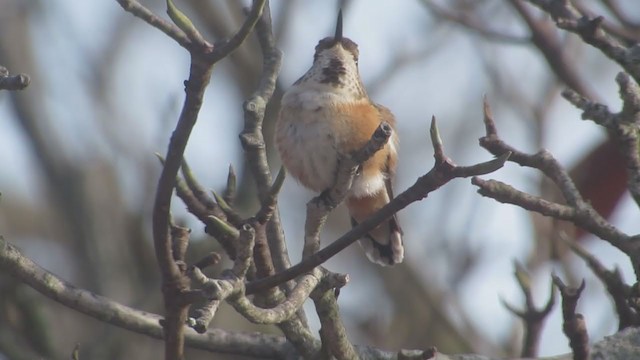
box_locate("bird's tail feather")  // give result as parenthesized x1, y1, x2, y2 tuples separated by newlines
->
(347, 190, 404, 266)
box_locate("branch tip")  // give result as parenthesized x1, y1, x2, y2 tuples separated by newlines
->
(224, 164, 237, 203)
(166, 0, 209, 47)
(211, 191, 242, 224)
(155, 153, 166, 165)
(271, 166, 286, 196)
(513, 260, 531, 292)
(429, 116, 445, 160)
(482, 98, 498, 136)
(206, 215, 240, 239)
(454, 151, 510, 177)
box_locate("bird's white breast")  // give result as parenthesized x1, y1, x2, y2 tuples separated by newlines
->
(278, 83, 388, 198)
(278, 86, 342, 192)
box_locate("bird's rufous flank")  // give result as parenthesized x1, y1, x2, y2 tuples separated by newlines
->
(276, 11, 403, 266)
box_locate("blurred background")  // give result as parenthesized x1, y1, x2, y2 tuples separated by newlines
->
(1, 0, 639, 359)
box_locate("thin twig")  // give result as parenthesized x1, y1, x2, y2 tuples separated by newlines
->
(560, 235, 638, 329)
(255, 167, 286, 224)
(180, 158, 219, 214)
(212, 191, 244, 226)
(116, 0, 192, 49)
(165, 0, 211, 48)
(223, 164, 237, 204)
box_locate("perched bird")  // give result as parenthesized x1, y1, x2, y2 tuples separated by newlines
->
(276, 11, 403, 266)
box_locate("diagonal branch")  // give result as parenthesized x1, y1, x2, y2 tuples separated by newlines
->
(246, 117, 509, 295)
(303, 122, 393, 257)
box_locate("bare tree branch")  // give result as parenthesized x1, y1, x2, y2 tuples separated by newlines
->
(119, 0, 269, 357)
(501, 262, 555, 357)
(303, 122, 393, 258)
(0, 237, 294, 358)
(474, 99, 640, 276)
(247, 118, 509, 295)
(560, 235, 639, 329)
(562, 72, 640, 209)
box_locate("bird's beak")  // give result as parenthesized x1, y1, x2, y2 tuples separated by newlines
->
(334, 10, 343, 42)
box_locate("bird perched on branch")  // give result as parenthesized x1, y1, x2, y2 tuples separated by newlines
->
(276, 11, 403, 266)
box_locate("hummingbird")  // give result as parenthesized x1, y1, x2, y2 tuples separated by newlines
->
(276, 11, 403, 266)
